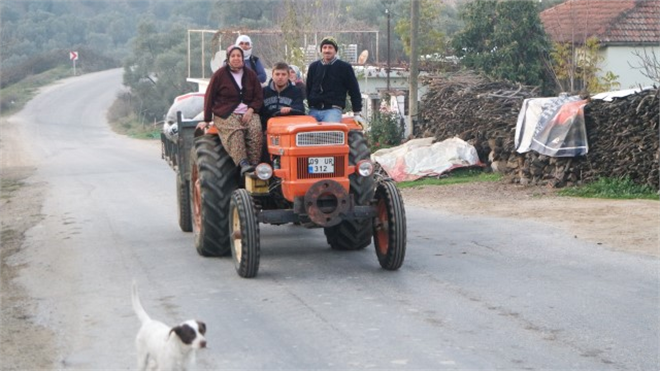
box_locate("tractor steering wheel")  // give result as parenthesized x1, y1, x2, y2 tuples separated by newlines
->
(272, 108, 305, 117)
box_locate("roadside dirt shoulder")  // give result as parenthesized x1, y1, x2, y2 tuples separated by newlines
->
(1, 117, 56, 369)
(400, 182, 659, 257)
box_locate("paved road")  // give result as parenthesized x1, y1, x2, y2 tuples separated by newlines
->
(6, 69, 659, 369)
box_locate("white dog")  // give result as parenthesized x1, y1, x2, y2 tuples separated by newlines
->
(132, 281, 207, 371)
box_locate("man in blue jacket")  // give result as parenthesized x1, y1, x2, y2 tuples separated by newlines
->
(261, 62, 305, 131)
(306, 36, 362, 123)
(260, 62, 305, 163)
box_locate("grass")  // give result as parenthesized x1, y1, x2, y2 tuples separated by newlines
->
(396, 167, 502, 189)
(558, 177, 659, 201)
(395, 169, 658, 201)
(109, 117, 161, 139)
(106, 94, 161, 140)
(0, 66, 72, 117)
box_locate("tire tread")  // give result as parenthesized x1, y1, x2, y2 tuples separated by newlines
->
(191, 135, 237, 256)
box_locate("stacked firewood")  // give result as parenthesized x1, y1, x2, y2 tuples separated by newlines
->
(579, 89, 659, 189)
(416, 72, 539, 173)
(416, 72, 659, 191)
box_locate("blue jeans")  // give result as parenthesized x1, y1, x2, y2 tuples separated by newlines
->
(309, 108, 343, 123)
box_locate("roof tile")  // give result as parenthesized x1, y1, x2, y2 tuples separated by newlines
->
(540, 0, 660, 45)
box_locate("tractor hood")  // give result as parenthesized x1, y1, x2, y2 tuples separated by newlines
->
(267, 115, 350, 135)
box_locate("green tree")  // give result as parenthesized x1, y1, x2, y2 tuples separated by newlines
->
(123, 22, 195, 123)
(213, 0, 277, 29)
(394, 0, 446, 58)
(347, 0, 387, 25)
(452, 0, 550, 86)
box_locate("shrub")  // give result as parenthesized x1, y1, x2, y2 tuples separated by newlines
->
(368, 103, 404, 152)
(107, 92, 135, 122)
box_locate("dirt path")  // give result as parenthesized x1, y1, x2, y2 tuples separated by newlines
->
(401, 181, 659, 257)
(1, 116, 56, 369)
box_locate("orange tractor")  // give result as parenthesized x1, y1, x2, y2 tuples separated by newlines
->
(162, 112, 406, 278)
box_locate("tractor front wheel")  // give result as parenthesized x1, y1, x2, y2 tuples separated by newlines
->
(373, 179, 406, 270)
(324, 130, 375, 250)
(229, 189, 261, 278)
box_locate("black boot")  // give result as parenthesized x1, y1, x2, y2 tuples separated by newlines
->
(239, 159, 254, 176)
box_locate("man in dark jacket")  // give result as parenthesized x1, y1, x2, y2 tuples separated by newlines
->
(306, 36, 362, 123)
(257, 62, 305, 163)
(261, 62, 305, 131)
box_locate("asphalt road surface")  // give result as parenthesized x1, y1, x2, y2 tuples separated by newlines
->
(4, 69, 658, 369)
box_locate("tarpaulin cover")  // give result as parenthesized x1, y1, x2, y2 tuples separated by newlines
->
(164, 92, 205, 124)
(592, 86, 653, 101)
(163, 92, 205, 140)
(515, 94, 588, 157)
(371, 137, 481, 182)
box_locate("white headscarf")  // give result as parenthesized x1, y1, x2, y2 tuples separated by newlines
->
(290, 65, 302, 80)
(235, 35, 252, 59)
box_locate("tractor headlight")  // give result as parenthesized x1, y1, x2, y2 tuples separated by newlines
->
(356, 160, 374, 177)
(255, 163, 273, 180)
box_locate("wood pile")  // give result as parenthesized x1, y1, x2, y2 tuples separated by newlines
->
(416, 72, 659, 191)
(579, 89, 659, 189)
(416, 71, 539, 173)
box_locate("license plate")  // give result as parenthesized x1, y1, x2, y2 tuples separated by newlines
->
(308, 157, 334, 174)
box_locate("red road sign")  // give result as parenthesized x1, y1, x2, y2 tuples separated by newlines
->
(70, 51, 79, 61)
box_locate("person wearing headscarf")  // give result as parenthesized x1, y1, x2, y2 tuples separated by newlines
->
(235, 35, 267, 84)
(288, 65, 306, 100)
(203, 45, 264, 175)
(306, 36, 362, 123)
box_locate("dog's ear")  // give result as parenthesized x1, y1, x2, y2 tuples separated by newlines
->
(197, 321, 206, 335)
(170, 324, 197, 345)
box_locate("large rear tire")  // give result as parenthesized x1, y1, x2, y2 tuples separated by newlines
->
(190, 135, 238, 257)
(177, 176, 192, 232)
(324, 130, 375, 250)
(229, 189, 260, 278)
(373, 179, 406, 270)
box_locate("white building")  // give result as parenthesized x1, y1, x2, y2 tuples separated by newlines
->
(541, 0, 660, 89)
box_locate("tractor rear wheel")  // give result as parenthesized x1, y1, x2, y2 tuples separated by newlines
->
(229, 189, 261, 278)
(177, 176, 192, 232)
(324, 130, 375, 250)
(373, 179, 406, 270)
(190, 135, 238, 257)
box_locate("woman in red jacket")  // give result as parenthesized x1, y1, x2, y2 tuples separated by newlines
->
(203, 45, 263, 175)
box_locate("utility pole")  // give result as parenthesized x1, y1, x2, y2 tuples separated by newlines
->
(408, 0, 419, 138)
(386, 8, 391, 92)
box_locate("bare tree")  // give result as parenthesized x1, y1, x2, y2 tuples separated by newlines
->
(629, 48, 660, 85)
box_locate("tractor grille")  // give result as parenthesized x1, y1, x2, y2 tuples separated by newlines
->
(296, 131, 345, 146)
(297, 156, 345, 179)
